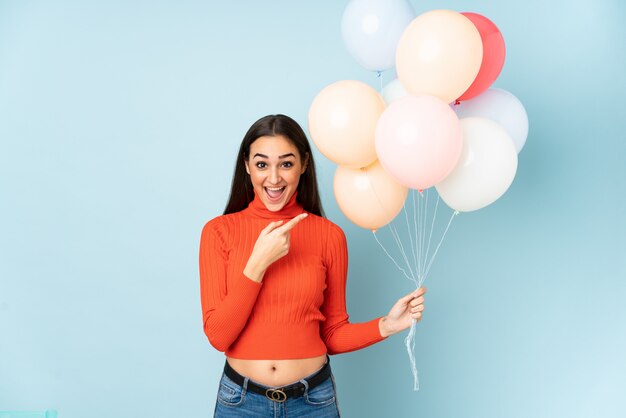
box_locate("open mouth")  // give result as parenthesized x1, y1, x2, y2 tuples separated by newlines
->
(264, 186, 286, 202)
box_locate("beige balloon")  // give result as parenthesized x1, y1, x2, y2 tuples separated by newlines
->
(396, 9, 483, 104)
(309, 80, 385, 168)
(334, 161, 408, 231)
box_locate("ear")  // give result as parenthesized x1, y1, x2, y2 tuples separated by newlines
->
(244, 159, 250, 175)
(301, 152, 309, 174)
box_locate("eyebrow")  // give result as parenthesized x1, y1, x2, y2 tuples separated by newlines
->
(253, 153, 296, 159)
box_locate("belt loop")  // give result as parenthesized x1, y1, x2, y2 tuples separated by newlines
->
(242, 376, 249, 394)
(299, 378, 310, 396)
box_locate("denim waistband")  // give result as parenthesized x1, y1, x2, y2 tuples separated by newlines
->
(223, 356, 331, 401)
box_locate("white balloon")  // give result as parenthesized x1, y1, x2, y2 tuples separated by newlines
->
(436, 117, 518, 212)
(341, 0, 415, 72)
(382, 78, 409, 106)
(454, 88, 529, 153)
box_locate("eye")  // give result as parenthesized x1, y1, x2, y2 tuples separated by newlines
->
(255, 161, 267, 169)
(281, 161, 294, 168)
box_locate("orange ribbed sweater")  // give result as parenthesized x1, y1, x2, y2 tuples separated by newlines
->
(199, 191, 387, 359)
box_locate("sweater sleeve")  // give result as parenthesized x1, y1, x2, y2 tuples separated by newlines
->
(199, 218, 262, 352)
(320, 224, 388, 355)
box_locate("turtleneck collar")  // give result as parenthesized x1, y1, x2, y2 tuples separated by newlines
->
(244, 190, 305, 219)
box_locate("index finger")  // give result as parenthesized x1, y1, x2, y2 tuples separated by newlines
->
(276, 213, 308, 233)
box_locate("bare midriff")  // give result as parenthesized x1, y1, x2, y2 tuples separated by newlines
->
(226, 354, 328, 387)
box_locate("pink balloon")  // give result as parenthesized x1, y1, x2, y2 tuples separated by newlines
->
(456, 12, 506, 102)
(375, 95, 462, 190)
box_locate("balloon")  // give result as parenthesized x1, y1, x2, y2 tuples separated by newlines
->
(396, 10, 483, 104)
(341, 0, 415, 72)
(375, 95, 463, 190)
(334, 161, 408, 230)
(382, 78, 409, 106)
(435, 117, 518, 212)
(308, 80, 385, 168)
(457, 12, 506, 101)
(453, 88, 529, 153)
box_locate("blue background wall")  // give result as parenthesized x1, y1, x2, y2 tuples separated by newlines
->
(1, 1, 625, 417)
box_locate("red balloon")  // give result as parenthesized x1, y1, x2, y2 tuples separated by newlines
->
(457, 12, 506, 102)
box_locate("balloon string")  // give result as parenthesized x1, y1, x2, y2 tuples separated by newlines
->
(420, 189, 428, 276)
(405, 319, 419, 391)
(372, 231, 414, 282)
(423, 193, 440, 275)
(402, 202, 418, 273)
(406, 191, 424, 391)
(390, 223, 417, 282)
(416, 190, 424, 275)
(365, 168, 416, 282)
(420, 189, 428, 281)
(423, 211, 458, 281)
(366, 172, 457, 391)
(412, 190, 419, 275)
(376, 71, 383, 95)
(416, 190, 423, 276)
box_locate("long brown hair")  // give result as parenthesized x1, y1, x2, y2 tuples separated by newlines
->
(223, 114, 324, 217)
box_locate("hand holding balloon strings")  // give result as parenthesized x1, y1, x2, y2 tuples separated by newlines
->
(380, 287, 427, 337)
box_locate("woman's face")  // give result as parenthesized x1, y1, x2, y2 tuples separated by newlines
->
(245, 135, 307, 212)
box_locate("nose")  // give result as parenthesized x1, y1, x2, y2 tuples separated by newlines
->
(268, 166, 281, 184)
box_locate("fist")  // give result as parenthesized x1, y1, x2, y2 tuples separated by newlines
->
(379, 287, 426, 337)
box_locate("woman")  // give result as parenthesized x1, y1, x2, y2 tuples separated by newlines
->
(199, 114, 426, 417)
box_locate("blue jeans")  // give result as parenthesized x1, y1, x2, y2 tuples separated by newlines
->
(213, 361, 341, 417)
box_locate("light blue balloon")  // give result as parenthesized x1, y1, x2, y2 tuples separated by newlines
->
(454, 88, 529, 153)
(341, 0, 415, 72)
